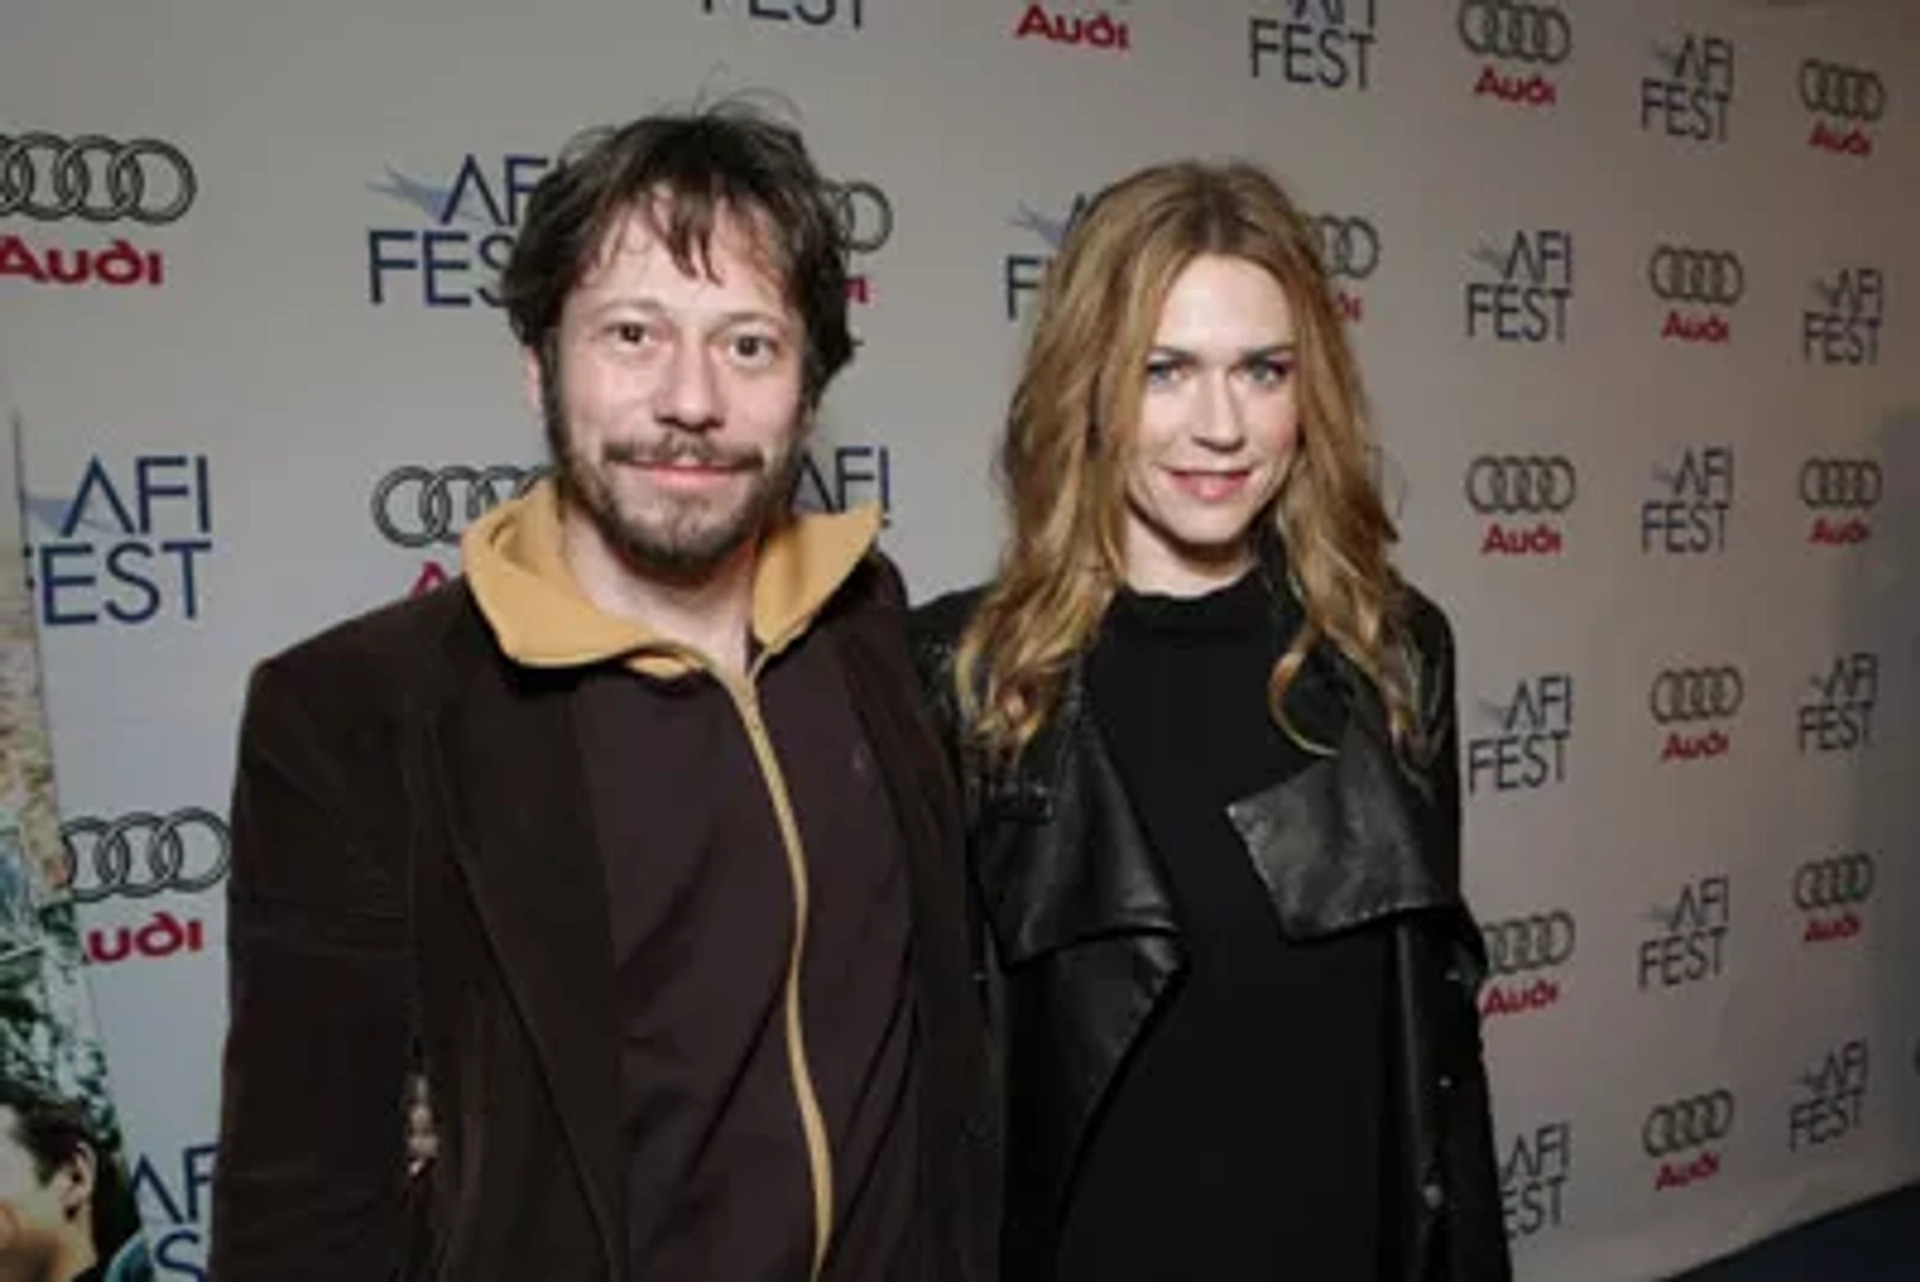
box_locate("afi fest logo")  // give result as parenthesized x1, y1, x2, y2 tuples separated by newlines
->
(367, 152, 547, 308)
(0, 132, 192, 290)
(1640, 32, 1735, 144)
(1798, 651, 1877, 754)
(1790, 1040, 1869, 1152)
(1648, 664, 1742, 764)
(1640, 445, 1732, 555)
(1649, 244, 1743, 345)
(133, 1142, 217, 1280)
(700, 0, 866, 31)
(1500, 1120, 1572, 1240)
(1249, 0, 1378, 91)
(1003, 193, 1091, 322)
(792, 439, 895, 527)
(368, 152, 889, 313)
(1479, 910, 1575, 1019)
(1793, 851, 1874, 945)
(1460, 0, 1570, 108)
(1465, 454, 1573, 557)
(21, 452, 215, 628)
(1800, 58, 1884, 157)
(1465, 230, 1573, 344)
(1638, 875, 1731, 992)
(1803, 267, 1885, 366)
(1643, 1089, 1735, 1192)
(59, 809, 229, 904)
(1015, 4, 1132, 53)
(1800, 456, 1879, 546)
(1466, 673, 1572, 796)
(1309, 213, 1379, 323)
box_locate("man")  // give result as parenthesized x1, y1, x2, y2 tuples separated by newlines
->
(0, 1080, 151, 1282)
(208, 104, 998, 1281)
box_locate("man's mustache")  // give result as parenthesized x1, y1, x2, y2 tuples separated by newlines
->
(603, 434, 763, 472)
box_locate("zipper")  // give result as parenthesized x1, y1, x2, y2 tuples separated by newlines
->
(720, 667, 836, 1282)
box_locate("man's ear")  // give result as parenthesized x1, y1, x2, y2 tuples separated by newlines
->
(522, 345, 545, 419)
(54, 1141, 95, 1218)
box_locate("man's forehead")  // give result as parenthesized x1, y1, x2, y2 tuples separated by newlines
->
(584, 198, 784, 294)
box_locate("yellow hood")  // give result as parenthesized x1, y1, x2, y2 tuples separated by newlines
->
(461, 477, 881, 678)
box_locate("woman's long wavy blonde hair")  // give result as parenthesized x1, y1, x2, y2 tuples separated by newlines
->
(955, 160, 1420, 763)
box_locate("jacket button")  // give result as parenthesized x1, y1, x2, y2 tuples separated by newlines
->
(1438, 1072, 1455, 1092)
(1421, 1181, 1447, 1211)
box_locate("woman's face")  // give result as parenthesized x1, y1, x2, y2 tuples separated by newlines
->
(1119, 253, 1302, 596)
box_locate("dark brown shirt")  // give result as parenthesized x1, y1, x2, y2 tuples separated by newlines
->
(575, 625, 919, 1280)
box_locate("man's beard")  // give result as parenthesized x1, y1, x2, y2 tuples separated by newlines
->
(543, 379, 802, 587)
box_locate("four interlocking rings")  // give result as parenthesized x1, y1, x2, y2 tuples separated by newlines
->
(1648, 246, 1745, 307)
(372, 464, 545, 549)
(1793, 853, 1876, 910)
(0, 133, 196, 224)
(1464, 455, 1577, 515)
(1482, 911, 1577, 975)
(1458, 0, 1572, 65)
(1649, 667, 1744, 724)
(1799, 60, 1886, 122)
(1798, 459, 1882, 511)
(1642, 1090, 1736, 1157)
(1310, 215, 1382, 281)
(60, 809, 230, 904)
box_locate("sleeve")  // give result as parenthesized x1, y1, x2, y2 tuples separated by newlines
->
(207, 657, 417, 1282)
(1420, 597, 1465, 891)
(1420, 603, 1515, 1282)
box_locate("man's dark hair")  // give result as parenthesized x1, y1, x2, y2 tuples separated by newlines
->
(0, 1077, 139, 1256)
(500, 100, 854, 407)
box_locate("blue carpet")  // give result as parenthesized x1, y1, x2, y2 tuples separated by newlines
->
(1671, 1183, 1918, 1280)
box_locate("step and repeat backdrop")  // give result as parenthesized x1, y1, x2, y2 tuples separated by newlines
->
(2, 1, 1917, 1278)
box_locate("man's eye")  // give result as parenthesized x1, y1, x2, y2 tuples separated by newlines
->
(732, 334, 780, 364)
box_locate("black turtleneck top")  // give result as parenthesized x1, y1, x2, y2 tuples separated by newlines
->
(1054, 567, 1389, 1281)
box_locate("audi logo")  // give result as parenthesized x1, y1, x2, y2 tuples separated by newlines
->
(1799, 459, 1881, 511)
(1463, 455, 1576, 515)
(1793, 853, 1875, 910)
(60, 809, 230, 903)
(1458, 0, 1572, 66)
(1642, 1090, 1736, 1157)
(827, 180, 893, 257)
(1309, 215, 1381, 282)
(1649, 667, 1744, 725)
(1482, 911, 1576, 975)
(0, 133, 196, 225)
(1648, 246, 1745, 307)
(1798, 60, 1886, 123)
(371, 464, 544, 549)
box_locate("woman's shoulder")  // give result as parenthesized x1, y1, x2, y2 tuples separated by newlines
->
(1397, 579, 1456, 666)
(909, 581, 991, 654)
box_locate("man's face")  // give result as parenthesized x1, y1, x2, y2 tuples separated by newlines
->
(533, 200, 810, 583)
(0, 1111, 92, 1282)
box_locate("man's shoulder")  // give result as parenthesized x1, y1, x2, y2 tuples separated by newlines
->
(253, 580, 481, 709)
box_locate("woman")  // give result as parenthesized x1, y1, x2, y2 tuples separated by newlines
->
(914, 162, 1511, 1280)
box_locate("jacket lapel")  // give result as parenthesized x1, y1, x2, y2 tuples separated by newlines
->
(429, 610, 623, 1274)
(974, 675, 1181, 963)
(1228, 676, 1458, 939)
